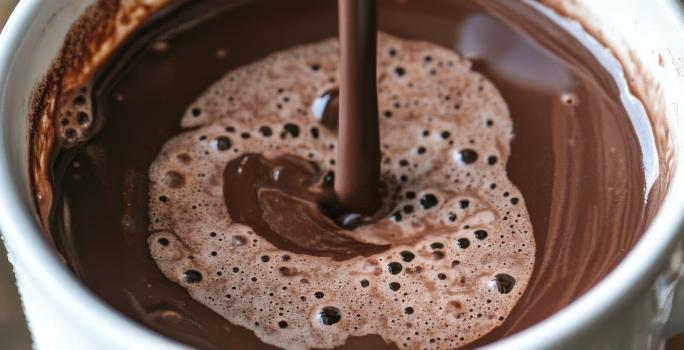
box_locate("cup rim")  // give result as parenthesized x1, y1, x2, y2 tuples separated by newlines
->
(0, 0, 682, 349)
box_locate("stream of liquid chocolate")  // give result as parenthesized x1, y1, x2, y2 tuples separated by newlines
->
(334, 0, 382, 216)
(219, 0, 386, 258)
(45, 0, 661, 349)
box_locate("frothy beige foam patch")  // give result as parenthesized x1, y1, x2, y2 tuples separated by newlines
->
(147, 34, 535, 350)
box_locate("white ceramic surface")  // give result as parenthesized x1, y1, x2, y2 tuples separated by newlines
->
(0, 0, 682, 349)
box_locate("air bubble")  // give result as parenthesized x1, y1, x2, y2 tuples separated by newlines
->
(323, 171, 335, 187)
(474, 230, 488, 240)
(419, 194, 438, 210)
(213, 137, 232, 151)
(389, 282, 401, 291)
(182, 270, 203, 283)
(65, 127, 77, 139)
(163, 171, 185, 189)
(73, 95, 87, 106)
(259, 126, 273, 137)
(317, 307, 342, 326)
(457, 238, 471, 249)
(76, 112, 90, 125)
(311, 89, 339, 129)
(456, 149, 478, 164)
(399, 251, 415, 262)
(387, 262, 403, 275)
(283, 123, 300, 138)
(430, 242, 445, 249)
(491, 274, 516, 294)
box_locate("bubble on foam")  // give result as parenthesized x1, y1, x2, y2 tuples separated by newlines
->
(147, 34, 535, 349)
(57, 85, 95, 146)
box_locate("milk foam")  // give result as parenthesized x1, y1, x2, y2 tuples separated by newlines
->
(147, 34, 535, 349)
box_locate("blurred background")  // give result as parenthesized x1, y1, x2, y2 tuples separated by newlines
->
(1, 2, 30, 350)
(0, 1, 682, 350)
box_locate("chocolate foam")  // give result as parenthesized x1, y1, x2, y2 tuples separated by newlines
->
(146, 34, 534, 349)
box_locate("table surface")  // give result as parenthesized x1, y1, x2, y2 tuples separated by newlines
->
(0, 1, 682, 350)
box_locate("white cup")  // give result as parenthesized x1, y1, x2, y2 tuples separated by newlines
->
(0, 0, 683, 349)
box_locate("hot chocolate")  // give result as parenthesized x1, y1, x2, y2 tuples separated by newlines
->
(33, 0, 661, 349)
(145, 33, 534, 349)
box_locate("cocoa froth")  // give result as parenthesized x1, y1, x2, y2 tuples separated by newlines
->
(147, 34, 535, 349)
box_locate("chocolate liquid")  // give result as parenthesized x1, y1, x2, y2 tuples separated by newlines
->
(44, 0, 658, 349)
(335, 0, 382, 215)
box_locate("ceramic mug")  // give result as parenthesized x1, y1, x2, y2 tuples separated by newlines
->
(0, 0, 683, 349)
